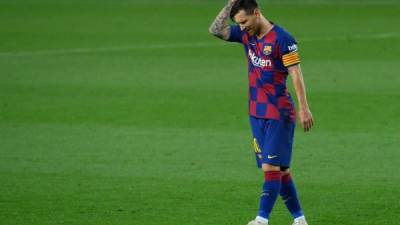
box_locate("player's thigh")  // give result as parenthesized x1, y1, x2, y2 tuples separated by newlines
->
(262, 119, 295, 167)
(250, 116, 270, 168)
(250, 116, 268, 151)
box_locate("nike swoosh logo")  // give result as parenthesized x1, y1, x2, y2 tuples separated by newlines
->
(249, 42, 256, 46)
(267, 155, 277, 159)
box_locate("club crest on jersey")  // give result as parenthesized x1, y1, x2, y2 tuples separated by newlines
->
(263, 45, 272, 56)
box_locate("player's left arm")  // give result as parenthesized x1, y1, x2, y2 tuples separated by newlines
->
(289, 64, 314, 132)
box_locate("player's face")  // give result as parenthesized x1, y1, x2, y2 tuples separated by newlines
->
(234, 9, 260, 36)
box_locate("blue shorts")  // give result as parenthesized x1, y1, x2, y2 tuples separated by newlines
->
(250, 116, 295, 168)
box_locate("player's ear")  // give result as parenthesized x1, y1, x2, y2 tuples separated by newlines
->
(254, 8, 260, 17)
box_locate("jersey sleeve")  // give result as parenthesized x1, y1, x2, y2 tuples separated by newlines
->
(227, 25, 244, 43)
(278, 32, 301, 67)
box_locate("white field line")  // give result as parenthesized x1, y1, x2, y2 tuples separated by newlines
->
(0, 32, 399, 57)
(265, 0, 400, 5)
(0, 42, 225, 57)
(1, 0, 398, 5)
(300, 32, 400, 41)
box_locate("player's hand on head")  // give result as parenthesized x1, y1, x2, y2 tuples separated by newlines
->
(299, 108, 314, 132)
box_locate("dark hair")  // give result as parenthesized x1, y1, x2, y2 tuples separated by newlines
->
(230, 0, 259, 21)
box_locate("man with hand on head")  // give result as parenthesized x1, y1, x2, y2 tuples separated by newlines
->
(209, 0, 314, 225)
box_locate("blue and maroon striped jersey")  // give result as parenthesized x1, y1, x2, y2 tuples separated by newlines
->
(228, 24, 300, 122)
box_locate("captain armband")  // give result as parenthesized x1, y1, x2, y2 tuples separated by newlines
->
(282, 52, 301, 67)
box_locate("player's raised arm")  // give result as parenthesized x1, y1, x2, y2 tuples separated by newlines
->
(208, 0, 236, 40)
(289, 65, 314, 132)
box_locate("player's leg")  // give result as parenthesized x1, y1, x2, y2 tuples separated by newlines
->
(250, 116, 267, 169)
(277, 120, 308, 225)
(280, 168, 308, 225)
(256, 119, 299, 225)
(247, 163, 281, 225)
(257, 163, 282, 223)
(254, 119, 289, 224)
(248, 118, 285, 225)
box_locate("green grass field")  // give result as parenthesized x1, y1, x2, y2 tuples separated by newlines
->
(1, 0, 400, 224)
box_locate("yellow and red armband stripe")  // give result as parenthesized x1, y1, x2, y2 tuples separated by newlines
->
(282, 52, 301, 67)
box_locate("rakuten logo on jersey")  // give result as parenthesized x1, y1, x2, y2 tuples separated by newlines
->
(248, 49, 272, 68)
(288, 44, 298, 52)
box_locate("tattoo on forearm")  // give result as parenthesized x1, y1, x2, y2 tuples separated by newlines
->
(209, 2, 234, 40)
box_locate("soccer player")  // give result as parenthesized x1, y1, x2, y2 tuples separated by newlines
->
(209, 0, 314, 225)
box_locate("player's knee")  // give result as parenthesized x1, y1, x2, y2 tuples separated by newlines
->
(281, 167, 290, 175)
(262, 163, 280, 172)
